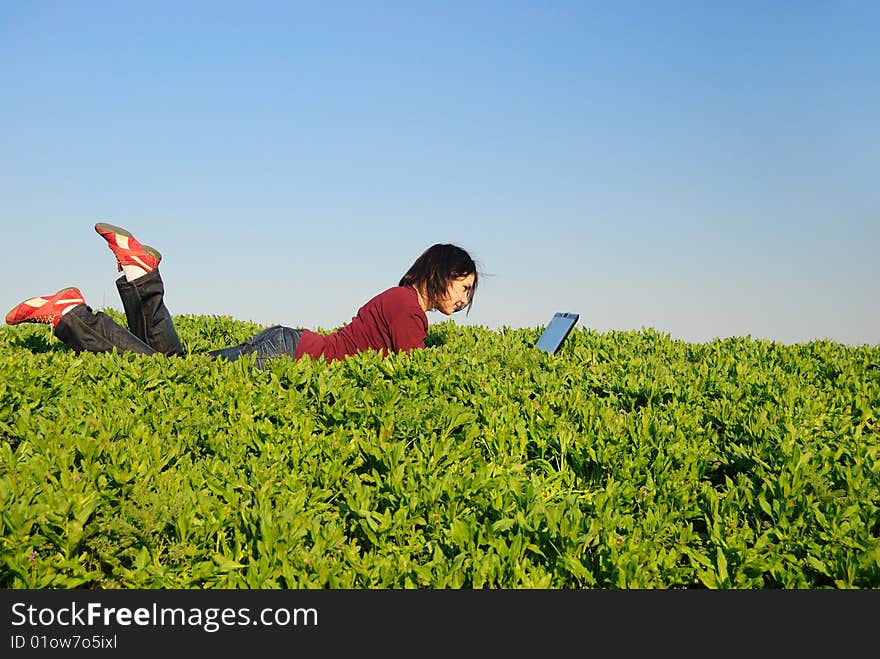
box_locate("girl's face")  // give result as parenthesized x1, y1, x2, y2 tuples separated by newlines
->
(435, 273, 476, 316)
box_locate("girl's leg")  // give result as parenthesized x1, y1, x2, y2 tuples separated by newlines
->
(6, 288, 152, 354)
(207, 325, 302, 369)
(53, 304, 157, 355)
(115, 269, 184, 356)
(94, 223, 184, 356)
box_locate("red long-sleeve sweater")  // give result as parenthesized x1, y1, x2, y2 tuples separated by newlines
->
(294, 286, 428, 363)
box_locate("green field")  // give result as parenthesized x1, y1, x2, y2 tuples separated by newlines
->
(2, 313, 878, 588)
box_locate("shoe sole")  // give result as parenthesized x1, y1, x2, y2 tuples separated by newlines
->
(95, 223, 162, 261)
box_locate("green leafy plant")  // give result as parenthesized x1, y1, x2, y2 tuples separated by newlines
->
(1, 315, 878, 588)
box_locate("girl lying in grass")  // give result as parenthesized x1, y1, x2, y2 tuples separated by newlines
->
(6, 224, 479, 369)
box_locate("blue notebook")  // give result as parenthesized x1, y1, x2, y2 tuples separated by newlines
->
(535, 312, 579, 353)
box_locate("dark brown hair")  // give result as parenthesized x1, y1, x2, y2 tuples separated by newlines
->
(399, 243, 478, 314)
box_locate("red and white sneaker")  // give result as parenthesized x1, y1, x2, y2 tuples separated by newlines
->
(94, 223, 162, 272)
(5, 288, 85, 327)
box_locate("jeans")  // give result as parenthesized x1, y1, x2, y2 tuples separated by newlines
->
(55, 269, 184, 356)
(53, 269, 301, 368)
(206, 326, 302, 369)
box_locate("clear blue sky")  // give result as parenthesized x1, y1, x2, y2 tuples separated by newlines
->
(3, 1, 878, 346)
